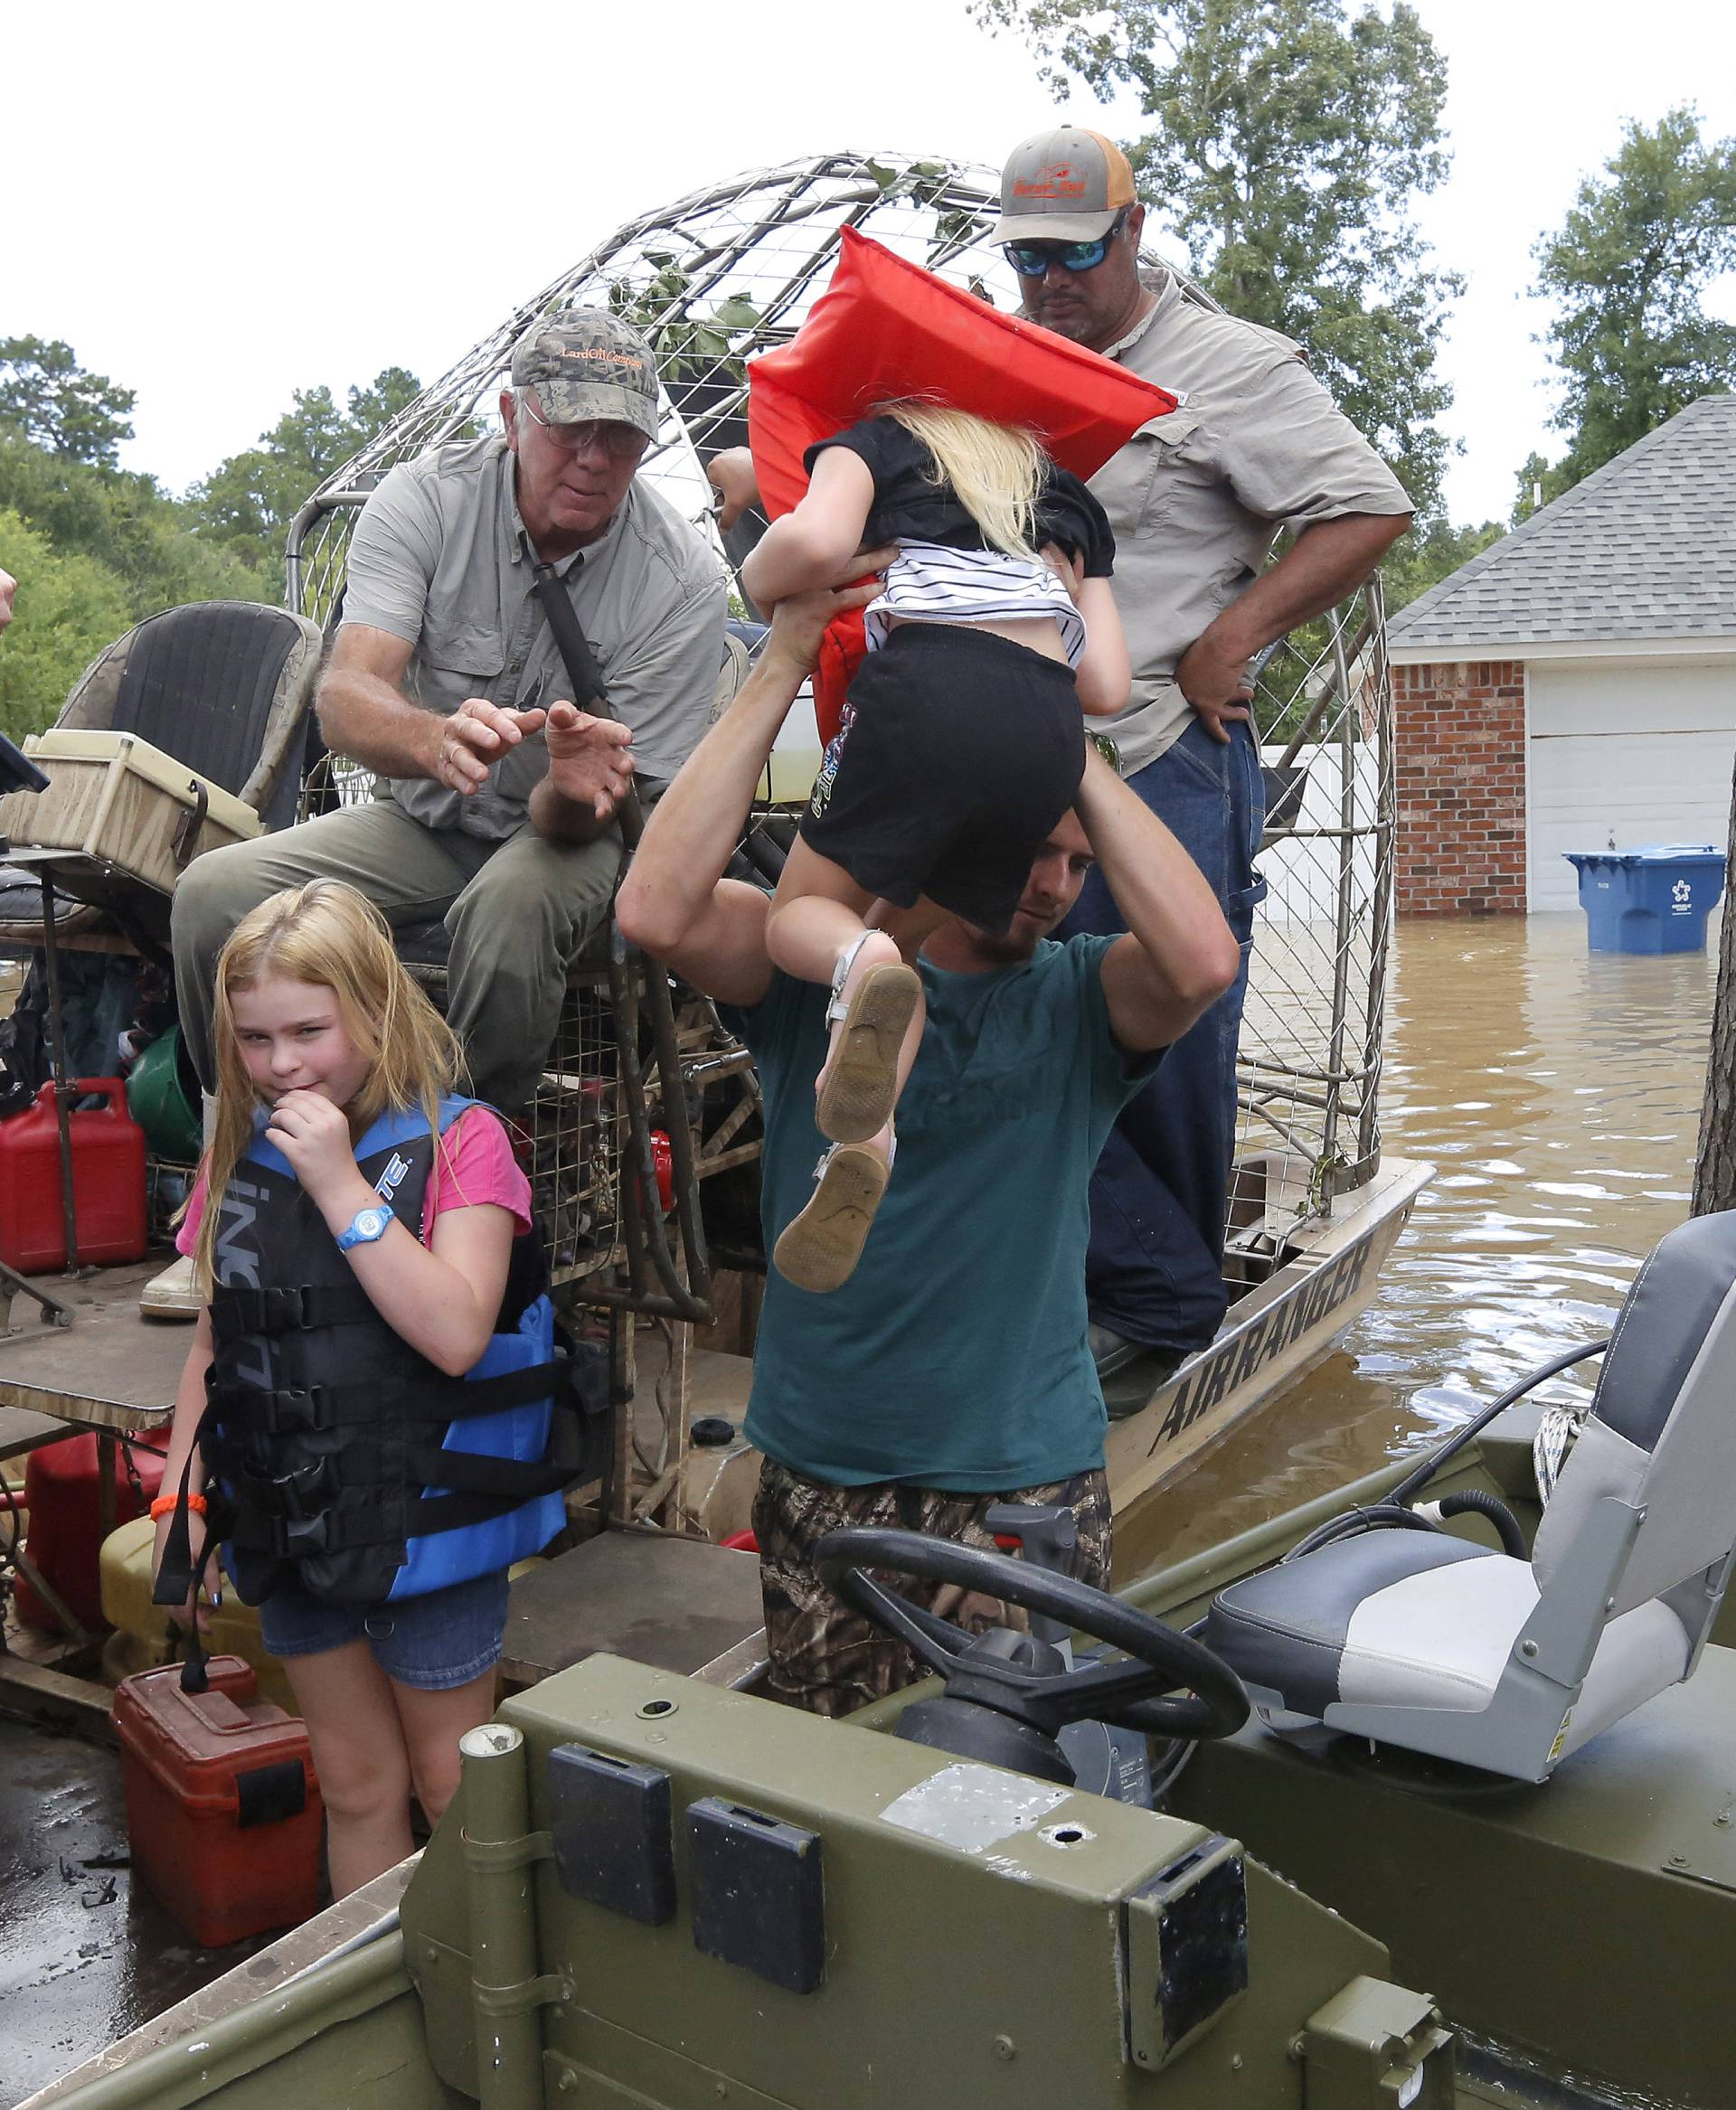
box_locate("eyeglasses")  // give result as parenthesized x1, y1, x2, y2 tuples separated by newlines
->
(518, 394, 649, 459)
(1003, 210, 1131, 279)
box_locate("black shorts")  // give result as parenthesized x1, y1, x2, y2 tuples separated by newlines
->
(799, 623, 1086, 934)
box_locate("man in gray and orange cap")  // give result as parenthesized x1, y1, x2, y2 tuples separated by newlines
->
(998, 122, 1413, 1384)
(150, 309, 727, 1314)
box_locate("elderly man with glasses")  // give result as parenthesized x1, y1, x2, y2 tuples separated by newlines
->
(996, 124, 1413, 1384)
(150, 313, 725, 1313)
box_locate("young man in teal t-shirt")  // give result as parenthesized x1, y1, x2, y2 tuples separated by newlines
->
(617, 576, 1239, 1715)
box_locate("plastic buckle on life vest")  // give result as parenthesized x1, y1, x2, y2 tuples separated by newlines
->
(279, 1509, 334, 1556)
(265, 1386, 329, 1435)
(259, 1285, 316, 1332)
(273, 1457, 336, 1521)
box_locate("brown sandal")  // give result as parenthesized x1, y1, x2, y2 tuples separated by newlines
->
(815, 943, 921, 1146)
(773, 1140, 894, 1294)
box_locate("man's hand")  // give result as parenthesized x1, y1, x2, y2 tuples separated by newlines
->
(706, 448, 761, 532)
(0, 568, 16, 635)
(434, 696, 547, 795)
(1175, 631, 1255, 745)
(544, 703, 636, 823)
(762, 551, 897, 674)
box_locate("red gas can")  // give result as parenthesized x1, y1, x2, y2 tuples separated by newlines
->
(13, 1428, 170, 1633)
(0, 1078, 148, 1272)
(115, 1656, 324, 1947)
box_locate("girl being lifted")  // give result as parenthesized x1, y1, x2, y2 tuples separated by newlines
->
(741, 399, 1129, 1294)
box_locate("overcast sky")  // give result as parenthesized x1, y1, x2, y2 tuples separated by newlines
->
(7, 0, 1734, 527)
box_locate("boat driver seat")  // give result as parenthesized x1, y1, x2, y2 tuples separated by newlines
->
(1202, 1210, 1736, 1781)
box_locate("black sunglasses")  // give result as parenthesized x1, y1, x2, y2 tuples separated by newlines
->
(1003, 209, 1131, 279)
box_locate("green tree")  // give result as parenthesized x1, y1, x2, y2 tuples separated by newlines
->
(0, 337, 137, 466)
(1530, 107, 1736, 495)
(189, 366, 421, 590)
(0, 508, 135, 740)
(973, 0, 1461, 518)
(0, 434, 269, 621)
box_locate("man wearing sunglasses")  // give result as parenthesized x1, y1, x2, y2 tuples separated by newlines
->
(166, 311, 725, 1224)
(998, 124, 1413, 1385)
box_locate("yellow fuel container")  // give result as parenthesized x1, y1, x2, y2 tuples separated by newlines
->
(99, 1517, 297, 1711)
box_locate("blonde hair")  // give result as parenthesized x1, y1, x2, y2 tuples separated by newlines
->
(880, 400, 1045, 560)
(192, 881, 461, 1292)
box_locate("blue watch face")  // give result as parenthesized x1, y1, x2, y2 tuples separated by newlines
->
(341, 1205, 393, 1248)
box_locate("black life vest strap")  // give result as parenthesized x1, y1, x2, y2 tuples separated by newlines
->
(211, 1283, 380, 1342)
(226, 1471, 564, 1559)
(208, 1355, 571, 1435)
(151, 1407, 235, 1695)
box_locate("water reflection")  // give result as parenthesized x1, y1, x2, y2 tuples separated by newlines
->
(1119, 911, 1718, 1578)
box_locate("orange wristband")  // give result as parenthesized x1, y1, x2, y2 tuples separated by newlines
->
(150, 1492, 207, 1520)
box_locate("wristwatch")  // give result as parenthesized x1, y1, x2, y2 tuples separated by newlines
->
(336, 1204, 394, 1251)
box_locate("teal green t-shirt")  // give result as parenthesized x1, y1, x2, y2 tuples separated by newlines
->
(729, 935, 1164, 1491)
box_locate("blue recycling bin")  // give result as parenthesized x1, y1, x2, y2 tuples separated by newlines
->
(1564, 844, 1727, 954)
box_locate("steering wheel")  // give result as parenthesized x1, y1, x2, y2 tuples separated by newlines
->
(816, 1527, 1250, 1742)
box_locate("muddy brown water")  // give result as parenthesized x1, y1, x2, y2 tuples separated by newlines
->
(1118, 910, 1722, 1580)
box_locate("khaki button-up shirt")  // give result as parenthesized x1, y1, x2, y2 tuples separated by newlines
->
(1088, 278, 1412, 775)
(342, 435, 726, 839)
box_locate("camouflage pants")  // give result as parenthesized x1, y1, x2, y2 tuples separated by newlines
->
(752, 1456, 1113, 1718)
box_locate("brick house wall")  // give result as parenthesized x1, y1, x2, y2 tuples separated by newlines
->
(1393, 661, 1527, 915)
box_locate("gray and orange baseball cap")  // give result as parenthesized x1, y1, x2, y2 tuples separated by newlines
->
(510, 309, 660, 439)
(998, 126, 1137, 245)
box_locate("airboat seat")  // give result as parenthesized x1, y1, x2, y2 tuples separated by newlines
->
(52, 599, 324, 833)
(1203, 1210, 1736, 1782)
(0, 602, 324, 948)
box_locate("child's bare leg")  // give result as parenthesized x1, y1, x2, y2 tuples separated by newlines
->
(769, 841, 925, 1147)
(281, 1641, 415, 1898)
(391, 1668, 499, 1831)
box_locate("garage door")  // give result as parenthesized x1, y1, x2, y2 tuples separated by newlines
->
(1527, 660, 1736, 911)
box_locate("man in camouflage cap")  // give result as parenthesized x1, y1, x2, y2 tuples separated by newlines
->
(155, 309, 725, 1311)
(998, 122, 1413, 1384)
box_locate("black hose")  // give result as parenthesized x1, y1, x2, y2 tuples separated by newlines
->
(1280, 1502, 1442, 1565)
(1390, 1335, 1609, 1506)
(1431, 1487, 1527, 1560)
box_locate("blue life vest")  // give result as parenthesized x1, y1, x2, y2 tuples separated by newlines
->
(187, 1097, 571, 1607)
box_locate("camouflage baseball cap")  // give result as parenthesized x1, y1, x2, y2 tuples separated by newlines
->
(999, 126, 1137, 245)
(510, 309, 660, 440)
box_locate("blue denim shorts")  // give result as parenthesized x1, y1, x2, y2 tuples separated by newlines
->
(257, 1569, 510, 1691)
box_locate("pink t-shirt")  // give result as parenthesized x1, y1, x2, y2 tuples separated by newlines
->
(175, 1107, 533, 1257)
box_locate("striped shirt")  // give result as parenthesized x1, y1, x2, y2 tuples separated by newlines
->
(863, 542, 1086, 667)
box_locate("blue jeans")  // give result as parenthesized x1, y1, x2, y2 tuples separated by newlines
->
(1059, 717, 1266, 1355)
(257, 1569, 510, 1691)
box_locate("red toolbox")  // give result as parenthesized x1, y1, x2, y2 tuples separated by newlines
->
(115, 1655, 324, 1946)
(0, 1078, 148, 1272)
(14, 1428, 171, 1633)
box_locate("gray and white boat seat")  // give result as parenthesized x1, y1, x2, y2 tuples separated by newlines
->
(0, 599, 323, 947)
(1203, 1210, 1736, 1781)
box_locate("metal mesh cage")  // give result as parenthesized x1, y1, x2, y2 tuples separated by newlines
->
(1231, 578, 1393, 1276)
(529, 968, 627, 1288)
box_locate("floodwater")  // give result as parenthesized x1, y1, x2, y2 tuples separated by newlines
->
(1119, 910, 1721, 1579)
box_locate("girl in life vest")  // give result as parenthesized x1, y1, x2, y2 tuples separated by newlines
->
(151, 880, 567, 1898)
(741, 399, 1130, 1293)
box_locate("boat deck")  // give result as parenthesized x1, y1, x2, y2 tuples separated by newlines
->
(0, 1258, 183, 1434)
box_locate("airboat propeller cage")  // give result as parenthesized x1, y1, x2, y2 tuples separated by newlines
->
(746, 226, 1177, 741)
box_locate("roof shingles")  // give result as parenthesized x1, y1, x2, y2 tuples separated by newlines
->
(1387, 395, 1736, 652)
